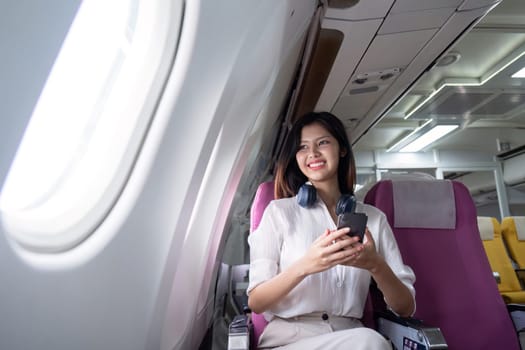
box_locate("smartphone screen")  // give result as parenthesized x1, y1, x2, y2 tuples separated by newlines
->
(337, 212, 368, 243)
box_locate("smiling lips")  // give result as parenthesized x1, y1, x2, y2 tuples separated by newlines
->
(308, 161, 326, 170)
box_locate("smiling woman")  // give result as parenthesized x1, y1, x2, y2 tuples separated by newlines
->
(0, 0, 183, 253)
(247, 112, 415, 349)
(296, 123, 343, 187)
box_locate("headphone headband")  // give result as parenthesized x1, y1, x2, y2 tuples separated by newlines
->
(297, 182, 355, 214)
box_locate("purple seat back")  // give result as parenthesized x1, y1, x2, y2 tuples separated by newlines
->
(364, 179, 520, 350)
(249, 181, 274, 347)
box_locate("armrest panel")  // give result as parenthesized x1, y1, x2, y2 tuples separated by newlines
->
(228, 315, 252, 350)
(508, 303, 525, 332)
(376, 311, 448, 349)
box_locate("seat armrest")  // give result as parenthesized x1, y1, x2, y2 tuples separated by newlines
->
(376, 311, 448, 349)
(230, 264, 250, 315)
(508, 304, 525, 312)
(508, 303, 525, 332)
(228, 314, 252, 350)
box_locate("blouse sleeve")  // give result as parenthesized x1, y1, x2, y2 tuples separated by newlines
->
(246, 202, 283, 295)
(376, 211, 417, 312)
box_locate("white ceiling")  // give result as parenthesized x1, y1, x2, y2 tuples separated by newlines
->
(353, 0, 525, 154)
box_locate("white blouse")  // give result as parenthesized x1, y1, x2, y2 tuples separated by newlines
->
(247, 196, 415, 321)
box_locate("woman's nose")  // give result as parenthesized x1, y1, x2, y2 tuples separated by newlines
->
(307, 145, 320, 157)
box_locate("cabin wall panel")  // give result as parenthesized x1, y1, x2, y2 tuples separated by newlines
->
(0, 1, 317, 350)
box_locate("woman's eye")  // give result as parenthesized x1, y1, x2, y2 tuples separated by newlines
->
(319, 139, 329, 146)
(298, 144, 308, 151)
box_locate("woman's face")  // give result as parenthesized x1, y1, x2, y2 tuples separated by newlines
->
(295, 122, 342, 186)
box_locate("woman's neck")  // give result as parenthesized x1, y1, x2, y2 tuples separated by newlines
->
(312, 180, 341, 219)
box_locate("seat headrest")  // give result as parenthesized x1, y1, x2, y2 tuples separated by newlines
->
(477, 216, 496, 241)
(382, 171, 436, 181)
(250, 181, 275, 232)
(392, 179, 456, 229)
(514, 216, 525, 241)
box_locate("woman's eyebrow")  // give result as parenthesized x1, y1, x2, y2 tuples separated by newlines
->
(300, 135, 332, 142)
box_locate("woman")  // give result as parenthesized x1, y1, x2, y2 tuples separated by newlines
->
(247, 112, 415, 349)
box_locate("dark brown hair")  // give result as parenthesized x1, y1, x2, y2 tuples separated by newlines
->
(274, 111, 356, 199)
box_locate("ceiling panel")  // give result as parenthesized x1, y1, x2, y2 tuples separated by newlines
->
(472, 93, 525, 115)
(356, 0, 525, 155)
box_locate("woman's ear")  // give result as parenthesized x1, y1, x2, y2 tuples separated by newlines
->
(340, 148, 347, 157)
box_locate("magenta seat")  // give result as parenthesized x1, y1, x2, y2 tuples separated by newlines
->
(249, 181, 274, 347)
(364, 179, 520, 350)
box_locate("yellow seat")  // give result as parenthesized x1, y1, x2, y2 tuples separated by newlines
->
(502, 217, 525, 269)
(477, 217, 525, 304)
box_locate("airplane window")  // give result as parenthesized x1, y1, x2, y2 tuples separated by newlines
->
(0, 0, 182, 252)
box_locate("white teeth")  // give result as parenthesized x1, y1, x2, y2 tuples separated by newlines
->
(309, 161, 325, 167)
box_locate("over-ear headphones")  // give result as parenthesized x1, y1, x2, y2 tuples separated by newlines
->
(336, 193, 356, 215)
(297, 182, 317, 208)
(297, 182, 356, 214)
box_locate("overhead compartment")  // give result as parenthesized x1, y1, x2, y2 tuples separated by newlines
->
(458, 0, 501, 11)
(324, 0, 393, 20)
(332, 28, 437, 124)
(390, 0, 463, 12)
(378, 7, 457, 34)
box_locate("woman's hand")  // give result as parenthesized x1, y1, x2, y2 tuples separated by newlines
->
(339, 228, 384, 270)
(298, 227, 362, 275)
(248, 227, 361, 314)
(339, 228, 416, 316)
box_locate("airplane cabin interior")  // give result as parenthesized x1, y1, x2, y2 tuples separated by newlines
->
(1, 0, 525, 349)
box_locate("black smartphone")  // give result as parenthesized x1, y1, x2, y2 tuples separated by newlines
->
(337, 212, 368, 243)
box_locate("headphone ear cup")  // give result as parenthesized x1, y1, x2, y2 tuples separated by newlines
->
(336, 194, 356, 216)
(297, 182, 317, 208)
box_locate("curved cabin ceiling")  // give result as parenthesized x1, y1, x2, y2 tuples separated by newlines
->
(351, 0, 525, 154)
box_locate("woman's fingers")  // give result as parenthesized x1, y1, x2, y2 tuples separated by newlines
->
(309, 228, 365, 271)
(312, 228, 331, 245)
(316, 226, 357, 246)
(332, 227, 352, 240)
(310, 227, 377, 270)
(325, 239, 362, 260)
(325, 233, 359, 252)
(321, 227, 353, 245)
(333, 245, 362, 264)
(363, 228, 374, 245)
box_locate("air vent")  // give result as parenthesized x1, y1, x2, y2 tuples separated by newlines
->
(352, 67, 403, 85)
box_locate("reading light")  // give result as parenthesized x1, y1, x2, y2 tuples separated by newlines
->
(435, 52, 461, 67)
(512, 67, 525, 78)
(387, 120, 459, 153)
(400, 124, 458, 152)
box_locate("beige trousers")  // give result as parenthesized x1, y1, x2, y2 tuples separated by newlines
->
(257, 313, 391, 349)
